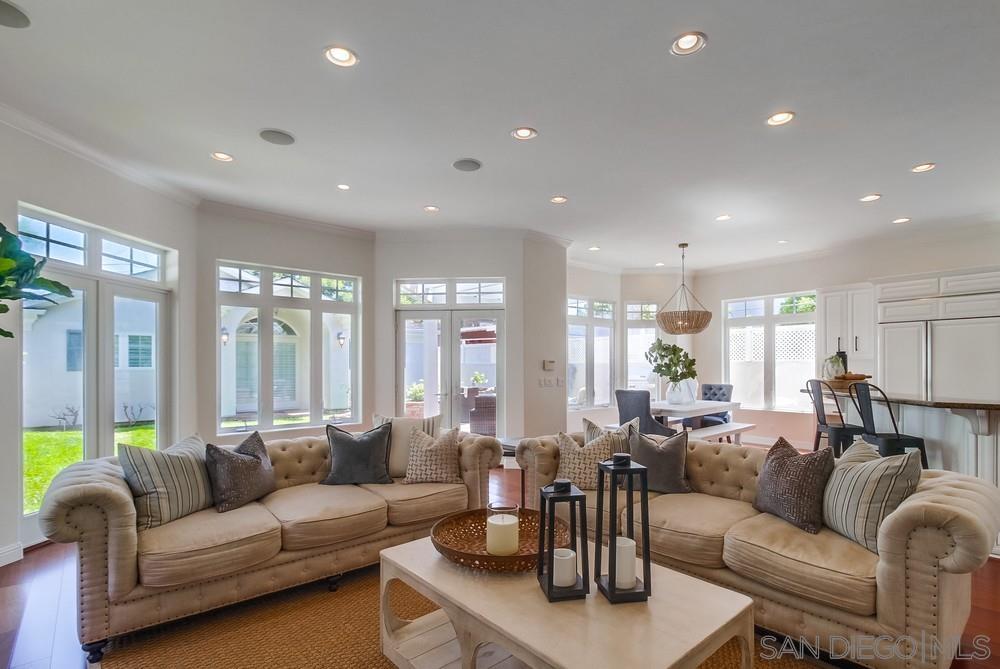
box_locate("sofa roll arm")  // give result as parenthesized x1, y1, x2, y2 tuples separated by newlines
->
(515, 436, 561, 509)
(878, 471, 1000, 574)
(458, 434, 502, 508)
(39, 458, 139, 601)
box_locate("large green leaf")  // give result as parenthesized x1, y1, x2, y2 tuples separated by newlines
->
(0, 220, 73, 339)
(0, 258, 15, 274)
(28, 276, 73, 298)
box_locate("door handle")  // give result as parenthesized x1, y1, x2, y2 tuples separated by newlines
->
(433, 393, 450, 397)
(854, 336, 859, 352)
(837, 336, 841, 351)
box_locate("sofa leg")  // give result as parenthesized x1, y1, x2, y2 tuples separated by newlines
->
(327, 574, 343, 592)
(82, 640, 108, 664)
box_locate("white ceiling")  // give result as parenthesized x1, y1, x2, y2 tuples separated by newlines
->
(2, 0, 999, 270)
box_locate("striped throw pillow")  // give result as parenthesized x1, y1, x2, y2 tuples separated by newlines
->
(373, 414, 441, 478)
(823, 440, 922, 553)
(583, 417, 637, 455)
(119, 436, 213, 530)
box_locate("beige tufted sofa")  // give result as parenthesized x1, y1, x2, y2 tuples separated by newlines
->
(40, 432, 501, 662)
(516, 434, 1000, 669)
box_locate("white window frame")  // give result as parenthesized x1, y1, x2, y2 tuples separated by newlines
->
(567, 296, 616, 409)
(723, 291, 817, 412)
(217, 261, 362, 434)
(395, 278, 506, 310)
(625, 302, 663, 400)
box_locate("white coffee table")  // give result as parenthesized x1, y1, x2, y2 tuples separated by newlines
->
(380, 537, 754, 669)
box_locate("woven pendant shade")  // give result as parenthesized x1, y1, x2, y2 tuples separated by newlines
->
(656, 243, 713, 335)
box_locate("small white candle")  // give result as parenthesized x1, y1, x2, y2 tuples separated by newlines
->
(486, 513, 519, 556)
(615, 536, 637, 589)
(552, 548, 577, 587)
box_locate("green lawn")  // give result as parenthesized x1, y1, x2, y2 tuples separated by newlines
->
(22, 423, 155, 515)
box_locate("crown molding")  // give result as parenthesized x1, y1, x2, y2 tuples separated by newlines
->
(523, 229, 573, 249)
(0, 102, 199, 207)
(567, 259, 622, 274)
(198, 200, 375, 240)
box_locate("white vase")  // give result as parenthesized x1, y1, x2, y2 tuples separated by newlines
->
(666, 380, 696, 405)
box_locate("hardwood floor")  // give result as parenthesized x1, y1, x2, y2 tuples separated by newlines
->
(1, 467, 997, 668)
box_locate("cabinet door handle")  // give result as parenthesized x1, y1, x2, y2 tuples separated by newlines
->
(854, 336, 859, 351)
(837, 336, 841, 350)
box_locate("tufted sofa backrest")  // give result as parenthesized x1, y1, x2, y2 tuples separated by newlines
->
(684, 439, 765, 503)
(265, 436, 332, 489)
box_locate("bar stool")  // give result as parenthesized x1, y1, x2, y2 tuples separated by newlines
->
(849, 382, 929, 468)
(806, 379, 864, 457)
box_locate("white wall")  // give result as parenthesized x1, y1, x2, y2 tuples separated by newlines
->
(0, 119, 199, 564)
(195, 202, 376, 443)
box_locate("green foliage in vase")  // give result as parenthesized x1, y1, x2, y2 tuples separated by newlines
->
(645, 340, 697, 383)
(0, 222, 73, 338)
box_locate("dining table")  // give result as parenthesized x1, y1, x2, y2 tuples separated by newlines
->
(649, 399, 741, 424)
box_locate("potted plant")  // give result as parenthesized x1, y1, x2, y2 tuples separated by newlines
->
(1, 222, 72, 338)
(403, 380, 425, 418)
(645, 341, 697, 404)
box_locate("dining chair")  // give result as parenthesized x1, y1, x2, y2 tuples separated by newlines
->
(848, 382, 929, 468)
(615, 389, 677, 437)
(681, 383, 733, 433)
(806, 379, 864, 457)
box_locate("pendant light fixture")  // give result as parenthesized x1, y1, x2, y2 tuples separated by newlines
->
(656, 243, 712, 335)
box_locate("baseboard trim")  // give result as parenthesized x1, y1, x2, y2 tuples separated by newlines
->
(0, 542, 24, 567)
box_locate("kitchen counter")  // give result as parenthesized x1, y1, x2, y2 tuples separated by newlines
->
(801, 387, 1000, 411)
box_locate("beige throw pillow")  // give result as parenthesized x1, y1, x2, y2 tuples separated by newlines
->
(583, 417, 638, 454)
(403, 427, 463, 485)
(373, 414, 441, 478)
(556, 431, 617, 490)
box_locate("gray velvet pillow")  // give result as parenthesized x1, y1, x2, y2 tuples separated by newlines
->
(754, 437, 835, 534)
(205, 432, 276, 513)
(323, 423, 393, 485)
(627, 427, 691, 494)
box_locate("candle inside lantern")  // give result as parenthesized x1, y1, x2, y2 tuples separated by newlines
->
(486, 507, 519, 556)
(615, 536, 637, 589)
(552, 548, 577, 587)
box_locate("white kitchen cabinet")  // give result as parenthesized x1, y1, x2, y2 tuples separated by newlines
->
(939, 271, 1000, 296)
(818, 286, 875, 375)
(878, 299, 939, 323)
(930, 317, 1000, 403)
(875, 277, 940, 302)
(878, 321, 927, 401)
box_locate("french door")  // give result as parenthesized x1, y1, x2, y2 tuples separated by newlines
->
(20, 269, 170, 545)
(395, 310, 504, 437)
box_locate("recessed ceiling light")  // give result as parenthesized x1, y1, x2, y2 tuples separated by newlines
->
(452, 158, 482, 172)
(777, 240, 789, 245)
(588, 246, 601, 252)
(766, 111, 795, 126)
(337, 184, 350, 191)
(324, 45, 358, 67)
(655, 262, 666, 267)
(715, 213, 732, 222)
(210, 151, 234, 162)
(892, 217, 911, 224)
(911, 162, 936, 173)
(423, 205, 440, 213)
(670, 31, 707, 56)
(550, 195, 568, 204)
(511, 127, 538, 140)
(259, 129, 296, 145)
(859, 193, 881, 203)
(0, 1, 30, 28)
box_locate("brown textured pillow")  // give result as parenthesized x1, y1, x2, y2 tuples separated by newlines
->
(205, 432, 276, 513)
(753, 437, 834, 533)
(403, 427, 463, 484)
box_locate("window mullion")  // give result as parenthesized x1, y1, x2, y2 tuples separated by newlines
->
(259, 307, 275, 428)
(587, 323, 596, 408)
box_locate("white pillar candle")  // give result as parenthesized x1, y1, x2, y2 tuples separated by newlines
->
(615, 536, 637, 589)
(552, 548, 577, 587)
(486, 513, 519, 556)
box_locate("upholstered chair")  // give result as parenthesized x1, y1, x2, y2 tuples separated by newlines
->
(615, 389, 676, 437)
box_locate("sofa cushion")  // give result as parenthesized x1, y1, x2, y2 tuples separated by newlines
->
(360, 480, 467, 525)
(643, 492, 759, 567)
(260, 484, 387, 551)
(723, 512, 878, 616)
(137, 502, 281, 587)
(373, 414, 442, 478)
(555, 487, 661, 538)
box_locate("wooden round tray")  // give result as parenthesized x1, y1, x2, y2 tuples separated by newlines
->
(430, 508, 571, 573)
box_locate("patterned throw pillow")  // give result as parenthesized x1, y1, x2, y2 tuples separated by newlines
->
(119, 436, 213, 530)
(403, 427, 463, 484)
(583, 417, 638, 454)
(753, 437, 835, 534)
(373, 414, 442, 478)
(556, 431, 616, 490)
(824, 440, 922, 553)
(323, 423, 393, 486)
(206, 431, 277, 512)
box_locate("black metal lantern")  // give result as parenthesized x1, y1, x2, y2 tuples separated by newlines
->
(537, 478, 590, 601)
(594, 453, 651, 603)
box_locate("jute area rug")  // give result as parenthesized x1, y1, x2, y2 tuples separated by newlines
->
(102, 565, 819, 669)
